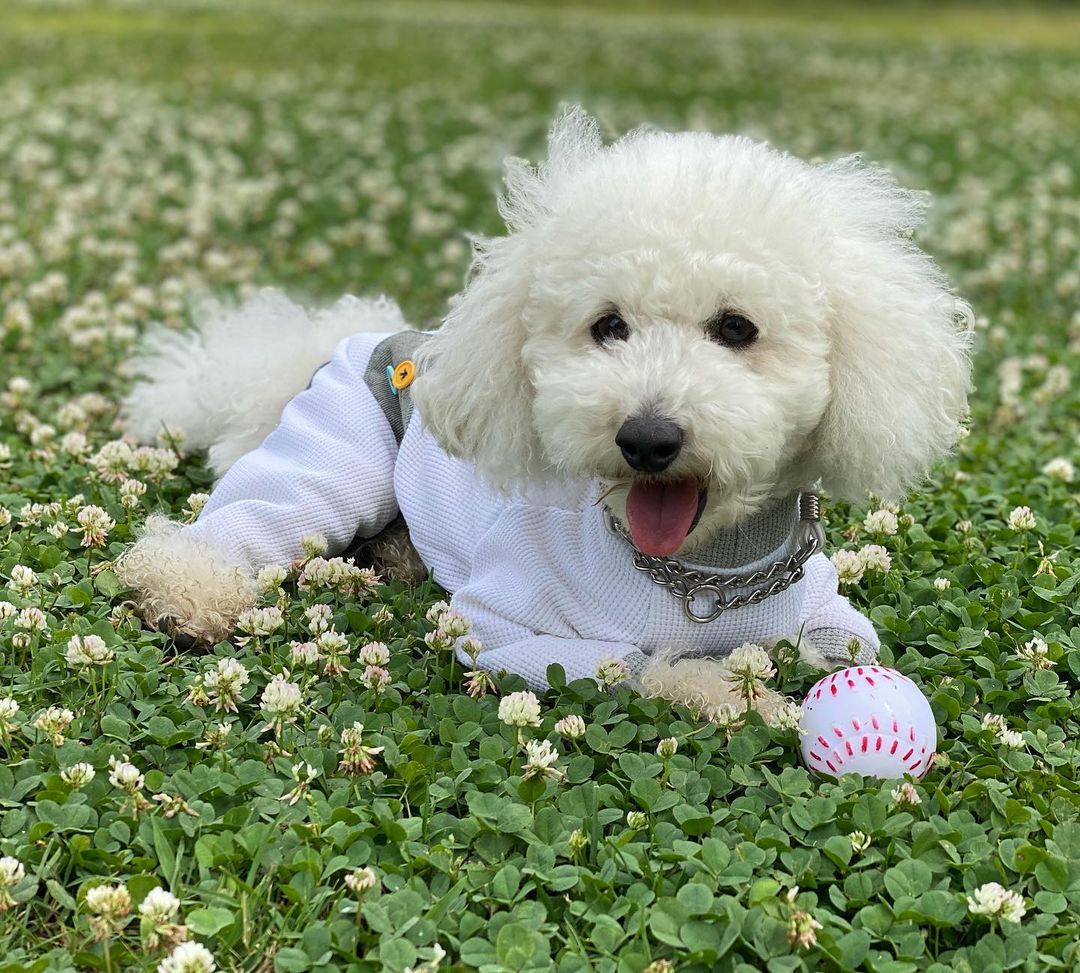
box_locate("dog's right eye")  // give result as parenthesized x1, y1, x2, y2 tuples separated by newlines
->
(591, 313, 630, 345)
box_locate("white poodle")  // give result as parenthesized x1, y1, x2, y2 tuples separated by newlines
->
(117, 107, 971, 719)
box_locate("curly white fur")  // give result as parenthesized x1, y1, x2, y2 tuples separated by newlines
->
(122, 290, 410, 478)
(115, 515, 258, 643)
(115, 107, 971, 721)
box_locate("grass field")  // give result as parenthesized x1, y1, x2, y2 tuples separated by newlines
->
(1, 1, 1080, 971)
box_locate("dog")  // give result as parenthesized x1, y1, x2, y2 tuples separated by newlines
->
(117, 106, 971, 720)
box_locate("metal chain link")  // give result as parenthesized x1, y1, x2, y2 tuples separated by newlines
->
(605, 491, 824, 623)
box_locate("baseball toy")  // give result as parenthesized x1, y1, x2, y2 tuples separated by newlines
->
(800, 666, 937, 778)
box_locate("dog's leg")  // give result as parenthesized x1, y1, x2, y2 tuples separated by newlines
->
(118, 331, 403, 645)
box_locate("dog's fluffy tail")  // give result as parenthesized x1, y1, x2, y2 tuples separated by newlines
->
(121, 289, 411, 478)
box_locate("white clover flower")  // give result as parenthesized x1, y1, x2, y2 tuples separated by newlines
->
(0, 855, 25, 888)
(76, 505, 116, 547)
(0, 507, 10, 527)
(967, 882, 1026, 923)
(1041, 457, 1075, 482)
(8, 564, 36, 595)
(338, 722, 384, 775)
(60, 431, 90, 456)
(282, 762, 319, 805)
(522, 738, 564, 781)
(626, 810, 648, 830)
(656, 737, 679, 759)
(436, 610, 470, 639)
(0, 698, 20, 740)
(982, 712, 1006, 731)
(1018, 637, 1052, 669)
(849, 831, 871, 854)
(858, 544, 892, 574)
(344, 866, 379, 896)
(256, 564, 288, 592)
(554, 714, 586, 740)
(86, 882, 132, 934)
(139, 888, 181, 922)
(305, 603, 333, 634)
(499, 690, 542, 728)
(118, 478, 147, 509)
(202, 658, 250, 713)
(955, 519, 973, 534)
(0, 601, 15, 620)
(299, 533, 328, 558)
(61, 762, 96, 787)
(357, 641, 390, 667)
(1007, 506, 1036, 531)
(890, 782, 922, 807)
(66, 634, 114, 670)
(999, 728, 1025, 749)
(766, 700, 803, 732)
(184, 493, 210, 518)
(863, 509, 898, 535)
(15, 607, 48, 633)
(316, 629, 350, 674)
(831, 549, 864, 585)
(289, 641, 321, 666)
(725, 642, 775, 681)
(34, 706, 74, 745)
(370, 605, 394, 625)
(425, 601, 451, 625)
(236, 606, 283, 638)
(108, 755, 145, 793)
(360, 665, 391, 691)
(596, 657, 629, 688)
(933, 577, 951, 591)
(157, 941, 216, 973)
(261, 673, 303, 722)
(423, 629, 453, 652)
(299, 556, 364, 592)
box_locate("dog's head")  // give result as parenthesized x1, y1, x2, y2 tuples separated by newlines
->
(414, 107, 971, 556)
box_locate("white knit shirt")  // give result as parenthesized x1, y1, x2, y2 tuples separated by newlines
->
(190, 332, 879, 688)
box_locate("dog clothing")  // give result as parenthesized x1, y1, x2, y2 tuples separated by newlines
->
(188, 331, 879, 688)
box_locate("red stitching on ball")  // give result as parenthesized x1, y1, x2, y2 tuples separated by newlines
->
(825, 759, 837, 772)
(817, 735, 830, 748)
(866, 676, 875, 686)
(845, 741, 854, 756)
(901, 747, 914, 761)
(871, 716, 880, 730)
(890, 740, 898, 754)
(861, 736, 868, 752)
(852, 718, 861, 731)
(833, 725, 844, 738)
(875, 736, 883, 751)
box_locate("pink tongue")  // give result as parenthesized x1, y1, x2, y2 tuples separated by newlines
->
(625, 478, 700, 556)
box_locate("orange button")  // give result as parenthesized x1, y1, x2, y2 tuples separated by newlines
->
(391, 359, 415, 391)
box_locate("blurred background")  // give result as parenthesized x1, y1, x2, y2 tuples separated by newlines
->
(1, 0, 1078, 420)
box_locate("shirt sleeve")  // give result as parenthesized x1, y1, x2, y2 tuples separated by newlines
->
(186, 332, 400, 570)
(799, 553, 880, 665)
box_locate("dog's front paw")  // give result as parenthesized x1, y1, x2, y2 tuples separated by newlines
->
(636, 648, 790, 724)
(117, 516, 257, 646)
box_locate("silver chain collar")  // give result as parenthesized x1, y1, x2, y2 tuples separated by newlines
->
(604, 491, 824, 623)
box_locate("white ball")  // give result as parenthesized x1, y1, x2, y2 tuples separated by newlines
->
(800, 665, 937, 779)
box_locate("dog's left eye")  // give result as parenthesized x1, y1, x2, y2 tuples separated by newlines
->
(706, 312, 759, 347)
(591, 312, 631, 345)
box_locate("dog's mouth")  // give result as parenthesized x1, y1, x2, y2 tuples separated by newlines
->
(624, 477, 708, 557)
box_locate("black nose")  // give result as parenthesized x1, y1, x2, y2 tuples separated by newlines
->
(616, 416, 683, 473)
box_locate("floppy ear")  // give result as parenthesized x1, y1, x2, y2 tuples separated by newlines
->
(804, 158, 973, 501)
(413, 105, 604, 486)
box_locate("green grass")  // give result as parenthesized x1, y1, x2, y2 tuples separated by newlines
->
(1, 1, 1079, 971)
